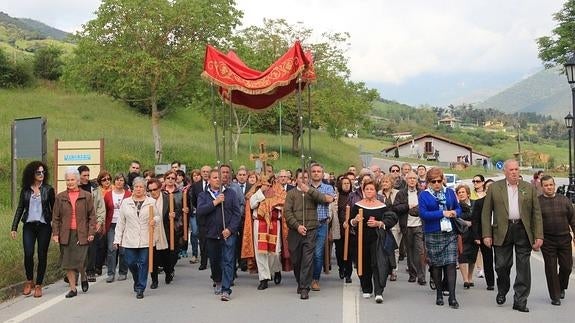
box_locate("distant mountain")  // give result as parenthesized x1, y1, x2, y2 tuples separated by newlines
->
(0, 11, 71, 42)
(476, 68, 572, 118)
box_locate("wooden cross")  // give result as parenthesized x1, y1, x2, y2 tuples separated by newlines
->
(249, 142, 279, 175)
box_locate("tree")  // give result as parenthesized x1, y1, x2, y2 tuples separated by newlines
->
(537, 0, 575, 67)
(65, 0, 241, 162)
(33, 45, 63, 80)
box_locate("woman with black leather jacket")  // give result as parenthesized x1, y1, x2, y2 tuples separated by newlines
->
(11, 161, 55, 298)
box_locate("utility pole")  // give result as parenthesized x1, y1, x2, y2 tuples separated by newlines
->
(516, 124, 523, 167)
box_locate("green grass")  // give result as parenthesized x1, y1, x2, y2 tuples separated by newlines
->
(0, 83, 365, 291)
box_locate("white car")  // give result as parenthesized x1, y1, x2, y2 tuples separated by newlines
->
(444, 173, 462, 189)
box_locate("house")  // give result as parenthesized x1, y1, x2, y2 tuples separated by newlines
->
(391, 132, 413, 141)
(381, 133, 491, 165)
(437, 116, 461, 128)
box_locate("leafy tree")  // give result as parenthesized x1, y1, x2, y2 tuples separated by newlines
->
(33, 45, 63, 80)
(0, 48, 34, 88)
(64, 0, 242, 162)
(537, 0, 575, 67)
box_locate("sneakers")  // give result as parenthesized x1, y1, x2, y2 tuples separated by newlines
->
(375, 295, 383, 304)
(117, 274, 127, 281)
(23, 280, 33, 296)
(214, 283, 222, 295)
(362, 293, 371, 299)
(65, 289, 78, 298)
(477, 269, 485, 278)
(189, 256, 198, 264)
(106, 275, 115, 283)
(300, 289, 309, 300)
(221, 292, 230, 301)
(311, 280, 320, 291)
(33, 285, 42, 298)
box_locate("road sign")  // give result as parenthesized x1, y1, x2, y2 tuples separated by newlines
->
(495, 160, 504, 170)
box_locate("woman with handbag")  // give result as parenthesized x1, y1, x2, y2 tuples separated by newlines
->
(419, 167, 462, 309)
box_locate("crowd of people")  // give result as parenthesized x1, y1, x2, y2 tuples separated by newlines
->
(10, 159, 574, 310)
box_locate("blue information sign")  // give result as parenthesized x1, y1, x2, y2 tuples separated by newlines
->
(495, 160, 504, 170)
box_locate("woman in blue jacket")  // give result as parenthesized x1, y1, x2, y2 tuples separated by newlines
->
(419, 167, 462, 309)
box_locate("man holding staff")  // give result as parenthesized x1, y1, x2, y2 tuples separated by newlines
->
(284, 170, 330, 300)
(197, 169, 241, 301)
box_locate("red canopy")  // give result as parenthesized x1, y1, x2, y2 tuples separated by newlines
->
(201, 41, 316, 110)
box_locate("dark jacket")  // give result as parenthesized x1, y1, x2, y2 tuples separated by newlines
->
(284, 187, 326, 230)
(392, 190, 409, 231)
(52, 189, 97, 245)
(196, 188, 241, 239)
(160, 190, 184, 245)
(12, 184, 55, 231)
(189, 180, 208, 225)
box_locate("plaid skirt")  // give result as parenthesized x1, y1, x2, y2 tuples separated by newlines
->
(425, 231, 458, 267)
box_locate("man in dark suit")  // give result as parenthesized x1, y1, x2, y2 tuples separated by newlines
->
(234, 167, 251, 272)
(278, 169, 295, 192)
(482, 159, 543, 313)
(189, 165, 211, 270)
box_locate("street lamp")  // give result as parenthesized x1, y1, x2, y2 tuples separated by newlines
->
(564, 113, 573, 189)
(564, 55, 575, 199)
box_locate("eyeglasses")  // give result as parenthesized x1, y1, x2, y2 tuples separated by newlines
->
(35, 170, 45, 176)
(390, 169, 400, 173)
(166, 177, 176, 180)
(429, 179, 443, 184)
(471, 180, 483, 183)
(101, 178, 111, 182)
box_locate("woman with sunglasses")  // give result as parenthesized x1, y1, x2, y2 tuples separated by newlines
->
(419, 167, 462, 309)
(11, 161, 55, 298)
(470, 175, 486, 201)
(161, 170, 185, 283)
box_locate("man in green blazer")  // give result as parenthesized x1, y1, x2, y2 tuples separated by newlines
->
(482, 159, 543, 313)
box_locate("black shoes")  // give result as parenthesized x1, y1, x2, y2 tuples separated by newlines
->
(274, 272, 282, 285)
(463, 282, 471, 289)
(436, 297, 444, 306)
(81, 280, 89, 293)
(449, 299, 459, 309)
(338, 269, 345, 279)
(300, 289, 309, 300)
(551, 299, 561, 306)
(165, 272, 174, 284)
(486, 285, 495, 291)
(496, 293, 506, 305)
(430, 280, 436, 290)
(65, 289, 77, 298)
(198, 265, 207, 270)
(512, 304, 529, 312)
(345, 277, 352, 284)
(560, 289, 565, 299)
(150, 281, 158, 289)
(136, 291, 144, 299)
(87, 274, 96, 282)
(257, 280, 268, 290)
(417, 279, 427, 286)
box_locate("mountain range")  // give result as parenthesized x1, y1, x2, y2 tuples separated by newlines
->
(0, 11, 71, 42)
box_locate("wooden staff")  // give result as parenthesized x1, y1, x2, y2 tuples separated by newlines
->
(169, 193, 175, 251)
(183, 189, 188, 242)
(357, 208, 363, 276)
(324, 226, 330, 274)
(148, 205, 154, 273)
(343, 205, 350, 261)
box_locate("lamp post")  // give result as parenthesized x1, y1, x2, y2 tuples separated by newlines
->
(564, 55, 575, 199)
(565, 113, 573, 190)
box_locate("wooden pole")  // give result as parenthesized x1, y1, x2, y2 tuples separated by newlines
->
(148, 205, 154, 273)
(343, 205, 350, 261)
(357, 208, 363, 276)
(324, 226, 330, 274)
(183, 189, 188, 242)
(169, 193, 175, 251)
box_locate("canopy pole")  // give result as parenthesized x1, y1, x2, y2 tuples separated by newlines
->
(298, 75, 305, 171)
(248, 114, 252, 155)
(279, 101, 283, 160)
(211, 85, 221, 165)
(307, 84, 312, 164)
(228, 93, 233, 169)
(222, 96, 226, 164)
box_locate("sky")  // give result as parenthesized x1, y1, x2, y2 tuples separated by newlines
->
(0, 0, 566, 106)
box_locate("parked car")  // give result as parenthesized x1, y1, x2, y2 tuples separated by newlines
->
(444, 173, 461, 189)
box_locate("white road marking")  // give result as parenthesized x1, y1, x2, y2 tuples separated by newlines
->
(342, 282, 360, 323)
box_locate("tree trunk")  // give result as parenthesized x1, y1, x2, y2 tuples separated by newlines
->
(151, 96, 163, 163)
(292, 131, 300, 154)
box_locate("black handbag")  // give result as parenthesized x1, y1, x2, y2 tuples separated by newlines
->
(452, 217, 469, 234)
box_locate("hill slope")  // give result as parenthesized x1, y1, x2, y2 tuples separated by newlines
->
(0, 11, 71, 41)
(476, 68, 572, 118)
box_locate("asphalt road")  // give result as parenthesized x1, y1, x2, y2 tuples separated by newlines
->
(0, 249, 573, 323)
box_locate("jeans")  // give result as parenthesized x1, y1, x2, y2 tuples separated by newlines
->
(124, 248, 148, 293)
(87, 231, 106, 275)
(206, 235, 236, 294)
(313, 221, 328, 280)
(189, 214, 199, 257)
(22, 222, 52, 285)
(107, 223, 128, 276)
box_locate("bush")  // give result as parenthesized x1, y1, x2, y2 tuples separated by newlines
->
(33, 46, 64, 80)
(0, 49, 35, 88)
